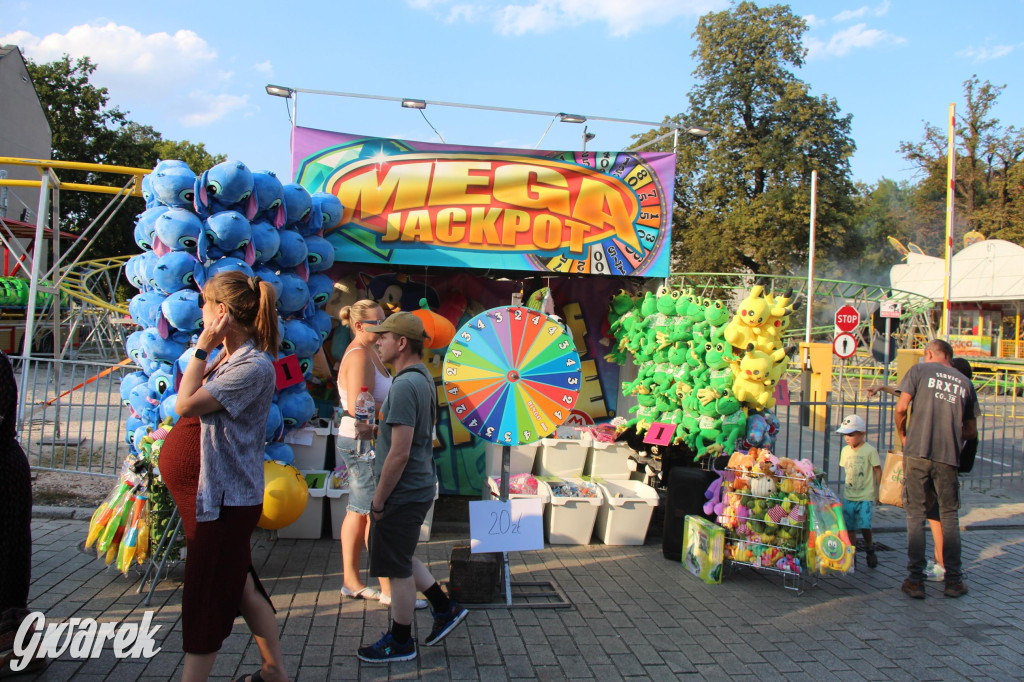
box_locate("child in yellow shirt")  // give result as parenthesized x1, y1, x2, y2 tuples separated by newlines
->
(837, 414, 882, 568)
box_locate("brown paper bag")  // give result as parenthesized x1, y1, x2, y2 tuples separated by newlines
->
(878, 450, 904, 508)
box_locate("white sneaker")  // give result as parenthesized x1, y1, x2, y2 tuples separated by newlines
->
(378, 594, 429, 610)
(924, 562, 946, 582)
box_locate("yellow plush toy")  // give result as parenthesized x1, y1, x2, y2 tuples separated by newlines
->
(724, 285, 790, 352)
(731, 344, 786, 410)
(754, 289, 797, 354)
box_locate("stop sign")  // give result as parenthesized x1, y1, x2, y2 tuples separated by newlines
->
(835, 305, 860, 332)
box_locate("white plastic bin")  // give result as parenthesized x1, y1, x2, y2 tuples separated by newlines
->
(585, 442, 634, 479)
(285, 419, 331, 470)
(537, 478, 601, 545)
(419, 482, 440, 542)
(485, 442, 540, 477)
(594, 480, 659, 546)
(326, 472, 350, 541)
(535, 438, 589, 478)
(278, 470, 328, 539)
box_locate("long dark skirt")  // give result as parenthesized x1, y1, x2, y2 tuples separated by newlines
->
(161, 416, 273, 654)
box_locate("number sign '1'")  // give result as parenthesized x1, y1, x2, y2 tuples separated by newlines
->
(469, 499, 544, 553)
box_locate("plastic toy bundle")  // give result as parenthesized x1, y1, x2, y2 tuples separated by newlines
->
(549, 479, 599, 498)
(805, 481, 855, 575)
(491, 473, 539, 496)
(85, 477, 150, 575)
(328, 464, 350, 490)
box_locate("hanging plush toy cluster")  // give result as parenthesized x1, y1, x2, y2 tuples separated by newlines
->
(608, 283, 797, 462)
(89, 159, 344, 567)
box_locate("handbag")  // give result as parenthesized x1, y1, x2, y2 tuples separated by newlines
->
(877, 450, 905, 508)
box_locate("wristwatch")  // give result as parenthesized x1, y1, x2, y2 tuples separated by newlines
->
(193, 347, 209, 361)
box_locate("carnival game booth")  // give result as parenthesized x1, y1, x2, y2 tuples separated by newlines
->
(296, 129, 676, 534)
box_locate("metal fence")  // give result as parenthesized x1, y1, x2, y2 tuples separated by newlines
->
(773, 393, 1023, 493)
(13, 355, 134, 477)
(14, 355, 1024, 490)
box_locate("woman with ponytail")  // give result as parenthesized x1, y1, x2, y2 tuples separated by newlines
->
(164, 271, 288, 682)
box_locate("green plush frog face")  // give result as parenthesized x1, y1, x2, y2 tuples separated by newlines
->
(609, 290, 635, 316)
(667, 343, 686, 366)
(704, 299, 730, 326)
(639, 291, 658, 316)
(686, 295, 706, 322)
(715, 390, 742, 416)
(676, 292, 692, 317)
(656, 286, 678, 315)
(704, 341, 732, 370)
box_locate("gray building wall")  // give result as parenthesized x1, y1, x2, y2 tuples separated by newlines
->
(0, 45, 52, 220)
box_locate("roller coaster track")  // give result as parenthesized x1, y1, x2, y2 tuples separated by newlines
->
(58, 256, 131, 315)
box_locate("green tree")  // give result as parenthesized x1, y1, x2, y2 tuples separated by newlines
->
(635, 2, 858, 275)
(26, 55, 224, 259)
(899, 75, 1022, 247)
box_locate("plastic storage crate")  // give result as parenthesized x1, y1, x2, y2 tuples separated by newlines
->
(326, 473, 350, 541)
(537, 478, 601, 545)
(594, 479, 659, 545)
(285, 419, 332, 470)
(585, 442, 634, 479)
(534, 438, 589, 478)
(278, 470, 328, 539)
(485, 442, 540, 477)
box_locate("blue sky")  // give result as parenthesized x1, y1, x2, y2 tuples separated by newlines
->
(3, 0, 1022, 186)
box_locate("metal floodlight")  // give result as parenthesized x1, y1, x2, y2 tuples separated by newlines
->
(265, 84, 294, 98)
(401, 98, 427, 110)
(686, 126, 711, 137)
(558, 113, 587, 124)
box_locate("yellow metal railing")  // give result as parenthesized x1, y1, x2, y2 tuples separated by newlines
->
(999, 340, 1023, 359)
(0, 157, 150, 197)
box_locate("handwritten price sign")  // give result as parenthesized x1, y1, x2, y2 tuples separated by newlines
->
(469, 499, 544, 553)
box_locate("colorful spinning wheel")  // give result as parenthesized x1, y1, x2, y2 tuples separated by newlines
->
(443, 306, 581, 445)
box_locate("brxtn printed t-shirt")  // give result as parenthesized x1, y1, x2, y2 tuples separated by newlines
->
(897, 361, 980, 467)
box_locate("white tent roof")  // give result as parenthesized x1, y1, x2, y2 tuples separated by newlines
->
(889, 239, 1024, 302)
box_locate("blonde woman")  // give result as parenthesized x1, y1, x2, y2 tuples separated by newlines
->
(335, 301, 425, 609)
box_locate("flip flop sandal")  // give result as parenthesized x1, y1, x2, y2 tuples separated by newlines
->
(233, 671, 263, 682)
(341, 586, 382, 600)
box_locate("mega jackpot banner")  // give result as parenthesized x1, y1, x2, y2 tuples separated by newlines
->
(292, 127, 676, 277)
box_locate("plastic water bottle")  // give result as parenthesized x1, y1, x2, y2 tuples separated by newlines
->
(354, 386, 375, 458)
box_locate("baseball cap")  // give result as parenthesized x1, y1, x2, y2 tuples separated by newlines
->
(836, 414, 866, 434)
(364, 311, 430, 342)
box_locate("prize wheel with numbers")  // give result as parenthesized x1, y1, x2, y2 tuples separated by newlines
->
(443, 306, 582, 446)
(526, 151, 668, 276)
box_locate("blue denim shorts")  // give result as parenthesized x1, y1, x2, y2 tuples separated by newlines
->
(336, 435, 376, 514)
(842, 499, 874, 531)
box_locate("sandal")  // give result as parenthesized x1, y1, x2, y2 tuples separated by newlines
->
(377, 594, 429, 610)
(233, 670, 263, 682)
(341, 586, 382, 600)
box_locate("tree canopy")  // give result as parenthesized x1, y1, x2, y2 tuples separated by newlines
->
(636, 2, 859, 275)
(25, 55, 225, 259)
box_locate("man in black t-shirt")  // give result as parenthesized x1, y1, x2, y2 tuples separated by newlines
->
(894, 340, 978, 599)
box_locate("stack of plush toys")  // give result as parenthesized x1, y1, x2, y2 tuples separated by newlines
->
(609, 283, 797, 463)
(92, 159, 345, 570)
(713, 449, 817, 575)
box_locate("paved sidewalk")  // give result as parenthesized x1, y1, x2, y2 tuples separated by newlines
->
(18, 487, 1024, 681)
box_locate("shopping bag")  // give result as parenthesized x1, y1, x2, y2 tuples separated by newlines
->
(878, 450, 904, 508)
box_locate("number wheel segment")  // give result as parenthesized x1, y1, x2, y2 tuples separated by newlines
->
(443, 306, 582, 445)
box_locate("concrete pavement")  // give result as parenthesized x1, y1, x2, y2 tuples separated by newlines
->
(18, 485, 1024, 681)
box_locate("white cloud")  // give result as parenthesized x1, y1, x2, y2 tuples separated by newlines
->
(0, 23, 254, 126)
(834, 0, 889, 23)
(807, 22, 905, 59)
(957, 44, 1015, 63)
(254, 60, 274, 77)
(407, 0, 725, 37)
(803, 14, 826, 29)
(181, 93, 249, 127)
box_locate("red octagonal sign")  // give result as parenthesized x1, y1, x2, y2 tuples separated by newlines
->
(835, 305, 860, 333)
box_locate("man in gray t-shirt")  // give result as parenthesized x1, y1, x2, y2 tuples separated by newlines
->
(355, 312, 467, 664)
(895, 339, 979, 599)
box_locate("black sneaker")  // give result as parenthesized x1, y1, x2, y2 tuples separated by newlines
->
(357, 632, 416, 663)
(866, 551, 878, 568)
(424, 602, 468, 646)
(944, 581, 968, 598)
(901, 579, 926, 599)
